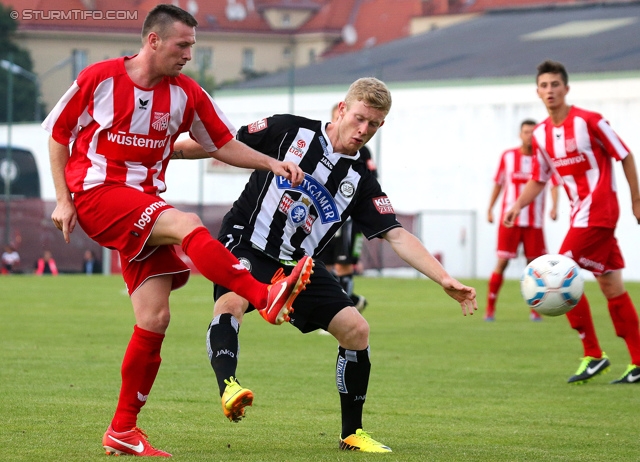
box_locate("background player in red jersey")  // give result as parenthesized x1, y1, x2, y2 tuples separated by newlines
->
(485, 119, 559, 322)
(42, 4, 313, 457)
(505, 60, 640, 385)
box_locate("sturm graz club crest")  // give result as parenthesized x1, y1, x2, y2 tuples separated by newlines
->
(288, 197, 311, 228)
(237, 257, 252, 271)
(339, 180, 355, 198)
(278, 193, 317, 233)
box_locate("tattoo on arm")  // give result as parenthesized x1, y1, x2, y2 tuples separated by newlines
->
(171, 149, 184, 159)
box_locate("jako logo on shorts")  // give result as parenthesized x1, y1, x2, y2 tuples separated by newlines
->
(134, 201, 167, 230)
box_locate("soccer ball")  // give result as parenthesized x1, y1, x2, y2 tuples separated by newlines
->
(520, 254, 584, 316)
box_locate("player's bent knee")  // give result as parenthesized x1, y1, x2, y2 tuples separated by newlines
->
(353, 317, 370, 341)
(137, 309, 170, 334)
(331, 310, 369, 348)
(596, 270, 624, 299)
(152, 210, 205, 245)
(176, 211, 204, 233)
(156, 310, 171, 330)
(214, 293, 248, 318)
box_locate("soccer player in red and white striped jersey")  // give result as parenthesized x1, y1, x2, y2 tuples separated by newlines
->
(485, 119, 559, 321)
(505, 60, 640, 385)
(42, 4, 313, 456)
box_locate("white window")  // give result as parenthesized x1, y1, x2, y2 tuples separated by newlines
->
(283, 46, 292, 62)
(195, 47, 213, 71)
(242, 48, 254, 72)
(72, 49, 88, 79)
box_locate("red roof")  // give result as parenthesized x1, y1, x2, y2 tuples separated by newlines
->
(320, 0, 424, 57)
(2, 0, 587, 52)
(3, 0, 331, 34)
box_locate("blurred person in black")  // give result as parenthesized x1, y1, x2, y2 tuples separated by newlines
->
(82, 249, 103, 275)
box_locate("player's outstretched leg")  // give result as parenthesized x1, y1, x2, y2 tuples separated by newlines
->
(339, 429, 392, 453)
(221, 377, 254, 422)
(260, 256, 314, 325)
(103, 425, 171, 457)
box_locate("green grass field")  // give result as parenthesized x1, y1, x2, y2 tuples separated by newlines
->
(1, 275, 639, 461)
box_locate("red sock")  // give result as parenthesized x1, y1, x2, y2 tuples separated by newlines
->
(112, 326, 165, 432)
(608, 292, 640, 365)
(565, 295, 602, 358)
(486, 272, 503, 316)
(182, 227, 267, 308)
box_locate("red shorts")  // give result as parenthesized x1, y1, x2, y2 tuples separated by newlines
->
(559, 227, 624, 275)
(74, 185, 190, 295)
(496, 224, 547, 260)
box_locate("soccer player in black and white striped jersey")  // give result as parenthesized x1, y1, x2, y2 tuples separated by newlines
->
(176, 77, 477, 452)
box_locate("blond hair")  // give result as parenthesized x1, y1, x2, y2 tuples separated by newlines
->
(344, 77, 392, 115)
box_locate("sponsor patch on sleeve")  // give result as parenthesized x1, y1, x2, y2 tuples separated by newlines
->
(372, 196, 395, 214)
(247, 118, 268, 133)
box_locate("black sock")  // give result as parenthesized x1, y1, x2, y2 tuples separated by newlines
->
(336, 346, 371, 437)
(338, 274, 354, 296)
(206, 313, 240, 396)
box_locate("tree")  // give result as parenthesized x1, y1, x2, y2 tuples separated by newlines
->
(183, 70, 217, 96)
(0, 4, 42, 122)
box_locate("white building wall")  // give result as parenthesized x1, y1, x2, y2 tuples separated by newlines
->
(3, 76, 639, 279)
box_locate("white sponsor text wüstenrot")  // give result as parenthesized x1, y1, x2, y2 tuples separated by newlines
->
(553, 154, 587, 167)
(107, 132, 168, 149)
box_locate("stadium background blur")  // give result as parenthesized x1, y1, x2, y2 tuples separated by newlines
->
(1, 0, 639, 280)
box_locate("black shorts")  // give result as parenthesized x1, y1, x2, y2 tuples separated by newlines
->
(214, 234, 353, 333)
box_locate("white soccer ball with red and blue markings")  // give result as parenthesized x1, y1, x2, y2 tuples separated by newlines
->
(520, 254, 584, 316)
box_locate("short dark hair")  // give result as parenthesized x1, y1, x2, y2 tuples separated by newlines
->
(142, 4, 198, 40)
(536, 60, 568, 85)
(521, 119, 536, 129)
